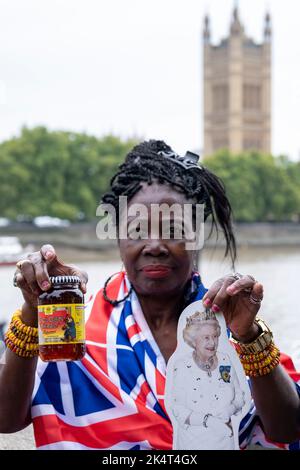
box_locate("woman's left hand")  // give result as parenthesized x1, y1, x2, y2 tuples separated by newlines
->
(202, 274, 264, 343)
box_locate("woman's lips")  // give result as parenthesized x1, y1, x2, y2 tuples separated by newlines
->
(141, 265, 172, 279)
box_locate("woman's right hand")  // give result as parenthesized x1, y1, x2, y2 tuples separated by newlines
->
(13, 244, 88, 325)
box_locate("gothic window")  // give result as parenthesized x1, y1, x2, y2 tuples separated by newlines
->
(243, 138, 262, 150)
(243, 85, 261, 110)
(213, 85, 228, 112)
(212, 138, 229, 151)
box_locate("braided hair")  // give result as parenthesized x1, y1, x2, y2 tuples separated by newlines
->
(101, 140, 236, 264)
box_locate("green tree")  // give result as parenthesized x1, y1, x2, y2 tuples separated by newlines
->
(0, 127, 137, 221)
(203, 150, 300, 222)
(1, 127, 299, 223)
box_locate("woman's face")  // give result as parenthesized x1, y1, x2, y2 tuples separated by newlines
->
(118, 182, 197, 299)
(194, 324, 219, 361)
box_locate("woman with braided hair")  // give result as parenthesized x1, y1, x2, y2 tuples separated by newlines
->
(0, 140, 299, 450)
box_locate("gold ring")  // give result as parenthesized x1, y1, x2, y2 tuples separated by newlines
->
(232, 272, 242, 281)
(249, 294, 263, 305)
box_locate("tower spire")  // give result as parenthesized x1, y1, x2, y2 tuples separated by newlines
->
(233, 0, 239, 17)
(231, 0, 243, 35)
(203, 14, 211, 44)
(264, 10, 272, 41)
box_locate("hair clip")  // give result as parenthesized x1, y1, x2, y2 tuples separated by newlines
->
(157, 150, 202, 171)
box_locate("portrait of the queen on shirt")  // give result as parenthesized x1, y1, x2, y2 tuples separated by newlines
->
(165, 301, 251, 450)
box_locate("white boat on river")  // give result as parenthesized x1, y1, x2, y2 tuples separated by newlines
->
(0, 237, 33, 266)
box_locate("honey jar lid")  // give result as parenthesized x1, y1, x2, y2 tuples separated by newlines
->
(49, 275, 81, 285)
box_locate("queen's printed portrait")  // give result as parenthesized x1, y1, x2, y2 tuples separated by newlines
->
(165, 305, 250, 450)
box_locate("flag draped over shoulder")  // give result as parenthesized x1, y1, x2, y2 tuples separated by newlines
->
(31, 271, 300, 450)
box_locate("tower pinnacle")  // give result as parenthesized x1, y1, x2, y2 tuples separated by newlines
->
(264, 11, 272, 41)
(203, 14, 210, 43)
(231, 2, 243, 35)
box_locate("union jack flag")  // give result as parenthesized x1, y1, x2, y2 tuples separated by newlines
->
(31, 271, 300, 450)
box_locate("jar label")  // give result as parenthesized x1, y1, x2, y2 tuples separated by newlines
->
(38, 304, 85, 345)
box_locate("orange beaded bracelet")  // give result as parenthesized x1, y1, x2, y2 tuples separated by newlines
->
(4, 309, 39, 359)
(11, 309, 38, 338)
(237, 343, 281, 377)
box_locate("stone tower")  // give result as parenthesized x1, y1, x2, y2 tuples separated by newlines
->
(203, 6, 272, 157)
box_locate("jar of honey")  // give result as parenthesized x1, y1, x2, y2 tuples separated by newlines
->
(38, 275, 85, 362)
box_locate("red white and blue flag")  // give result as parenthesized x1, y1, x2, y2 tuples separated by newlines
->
(31, 271, 300, 450)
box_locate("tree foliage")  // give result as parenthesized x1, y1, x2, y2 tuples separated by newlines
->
(0, 127, 137, 220)
(1, 129, 299, 222)
(203, 150, 300, 222)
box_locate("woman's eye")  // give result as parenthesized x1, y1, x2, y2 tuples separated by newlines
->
(128, 226, 148, 238)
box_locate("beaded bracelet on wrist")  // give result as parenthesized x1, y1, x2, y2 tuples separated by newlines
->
(10, 324, 39, 343)
(238, 343, 280, 377)
(4, 338, 39, 358)
(4, 309, 39, 359)
(246, 356, 280, 377)
(242, 355, 280, 371)
(11, 309, 38, 337)
(238, 343, 278, 363)
(5, 330, 39, 351)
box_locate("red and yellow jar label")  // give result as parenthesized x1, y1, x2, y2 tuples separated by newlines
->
(38, 304, 85, 346)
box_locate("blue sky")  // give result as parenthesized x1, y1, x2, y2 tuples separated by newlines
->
(0, 0, 299, 160)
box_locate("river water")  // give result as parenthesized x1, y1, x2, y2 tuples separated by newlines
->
(0, 246, 299, 368)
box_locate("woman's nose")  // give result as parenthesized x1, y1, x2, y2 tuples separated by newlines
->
(142, 238, 169, 256)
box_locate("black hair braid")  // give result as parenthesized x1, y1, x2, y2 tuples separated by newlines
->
(101, 139, 236, 265)
(192, 166, 236, 262)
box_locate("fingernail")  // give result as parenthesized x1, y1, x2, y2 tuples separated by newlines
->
(212, 304, 220, 313)
(45, 251, 54, 260)
(203, 298, 211, 306)
(41, 281, 50, 290)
